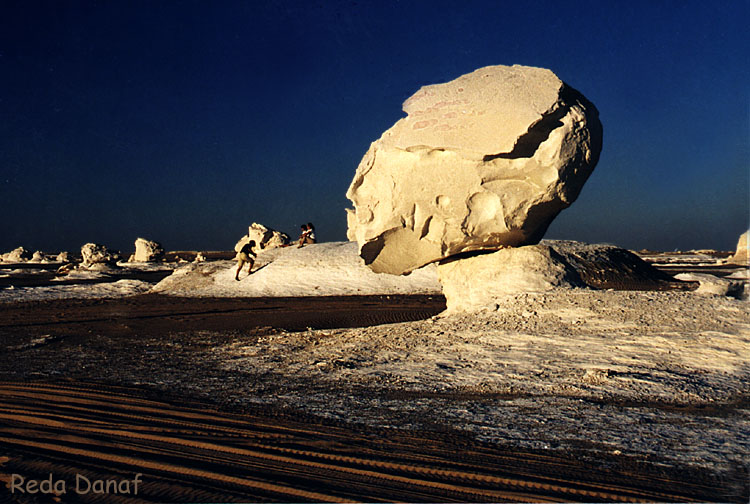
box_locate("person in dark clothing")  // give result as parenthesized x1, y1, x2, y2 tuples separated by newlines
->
(235, 240, 256, 281)
(298, 222, 317, 248)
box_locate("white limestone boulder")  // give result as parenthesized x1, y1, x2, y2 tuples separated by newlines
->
(56, 251, 71, 263)
(81, 243, 120, 266)
(347, 64, 602, 275)
(130, 237, 165, 262)
(728, 230, 748, 266)
(234, 223, 290, 252)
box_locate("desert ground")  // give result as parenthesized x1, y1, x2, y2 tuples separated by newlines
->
(0, 243, 747, 503)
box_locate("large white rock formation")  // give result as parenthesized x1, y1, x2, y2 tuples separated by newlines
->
(234, 223, 290, 252)
(728, 230, 749, 266)
(347, 64, 602, 275)
(81, 243, 120, 266)
(130, 237, 165, 262)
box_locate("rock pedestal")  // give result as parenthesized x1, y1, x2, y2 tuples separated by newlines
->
(437, 245, 583, 312)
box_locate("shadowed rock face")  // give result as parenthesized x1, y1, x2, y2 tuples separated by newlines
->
(347, 65, 603, 275)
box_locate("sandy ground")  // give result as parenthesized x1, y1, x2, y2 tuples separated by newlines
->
(0, 246, 748, 502)
(0, 290, 748, 502)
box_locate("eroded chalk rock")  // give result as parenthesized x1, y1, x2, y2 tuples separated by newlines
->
(728, 230, 749, 266)
(0, 247, 32, 263)
(81, 243, 120, 266)
(130, 237, 165, 262)
(347, 65, 602, 274)
(28, 251, 47, 263)
(234, 223, 290, 252)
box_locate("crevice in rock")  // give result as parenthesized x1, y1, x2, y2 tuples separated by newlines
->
(483, 105, 568, 161)
(483, 84, 593, 162)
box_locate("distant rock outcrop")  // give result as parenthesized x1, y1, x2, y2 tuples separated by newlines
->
(347, 64, 602, 275)
(674, 272, 744, 299)
(728, 230, 749, 267)
(29, 251, 48, 263)
(0, 247, 32, 263)
(130, 238, 165, 263)
(438, 241, 692, 312)
(81, 243, 120, 266)
(234, 223, 290, 252)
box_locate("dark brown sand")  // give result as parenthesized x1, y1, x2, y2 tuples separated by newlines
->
(0, 381, 728, 504)
(0, 294, 745, 503)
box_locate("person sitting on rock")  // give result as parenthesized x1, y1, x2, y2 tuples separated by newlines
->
(235, 240, 256, 281)
(298, 222, 317, 248)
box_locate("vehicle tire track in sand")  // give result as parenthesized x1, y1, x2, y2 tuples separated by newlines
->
(0, 382, 724, 503)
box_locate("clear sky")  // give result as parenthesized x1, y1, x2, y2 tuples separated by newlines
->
(2, 0, 748, 254)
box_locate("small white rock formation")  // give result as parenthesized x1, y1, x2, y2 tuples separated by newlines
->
(56, 251, 71, 263)
(728, 230, 749, 266)
(234, 223, 290, 252)
(438, 245, 584, 311)
(674, 273, 744, 299)
(194, 252, 206, 262)
(347, 64, 602, 275)
(29, 251, 46, 263)
(80, 243, 120, 266)
(0, 247, 32, 263)
(130, 237, 165, 263)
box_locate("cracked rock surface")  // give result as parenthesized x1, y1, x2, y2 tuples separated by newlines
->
(346, 64, 603, 275)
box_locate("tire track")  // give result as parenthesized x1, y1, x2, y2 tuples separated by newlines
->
(0, 382, 723, 503)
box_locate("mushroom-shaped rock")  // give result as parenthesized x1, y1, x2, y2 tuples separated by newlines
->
(347, 64, 602, 275)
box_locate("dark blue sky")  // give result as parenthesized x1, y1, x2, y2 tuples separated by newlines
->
(2, 1, 748, 254)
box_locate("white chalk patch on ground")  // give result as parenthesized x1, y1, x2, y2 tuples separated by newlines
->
(153, 241, 442, 297)
(214, 288, 750, 472)
(0, 279, 153, 302)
